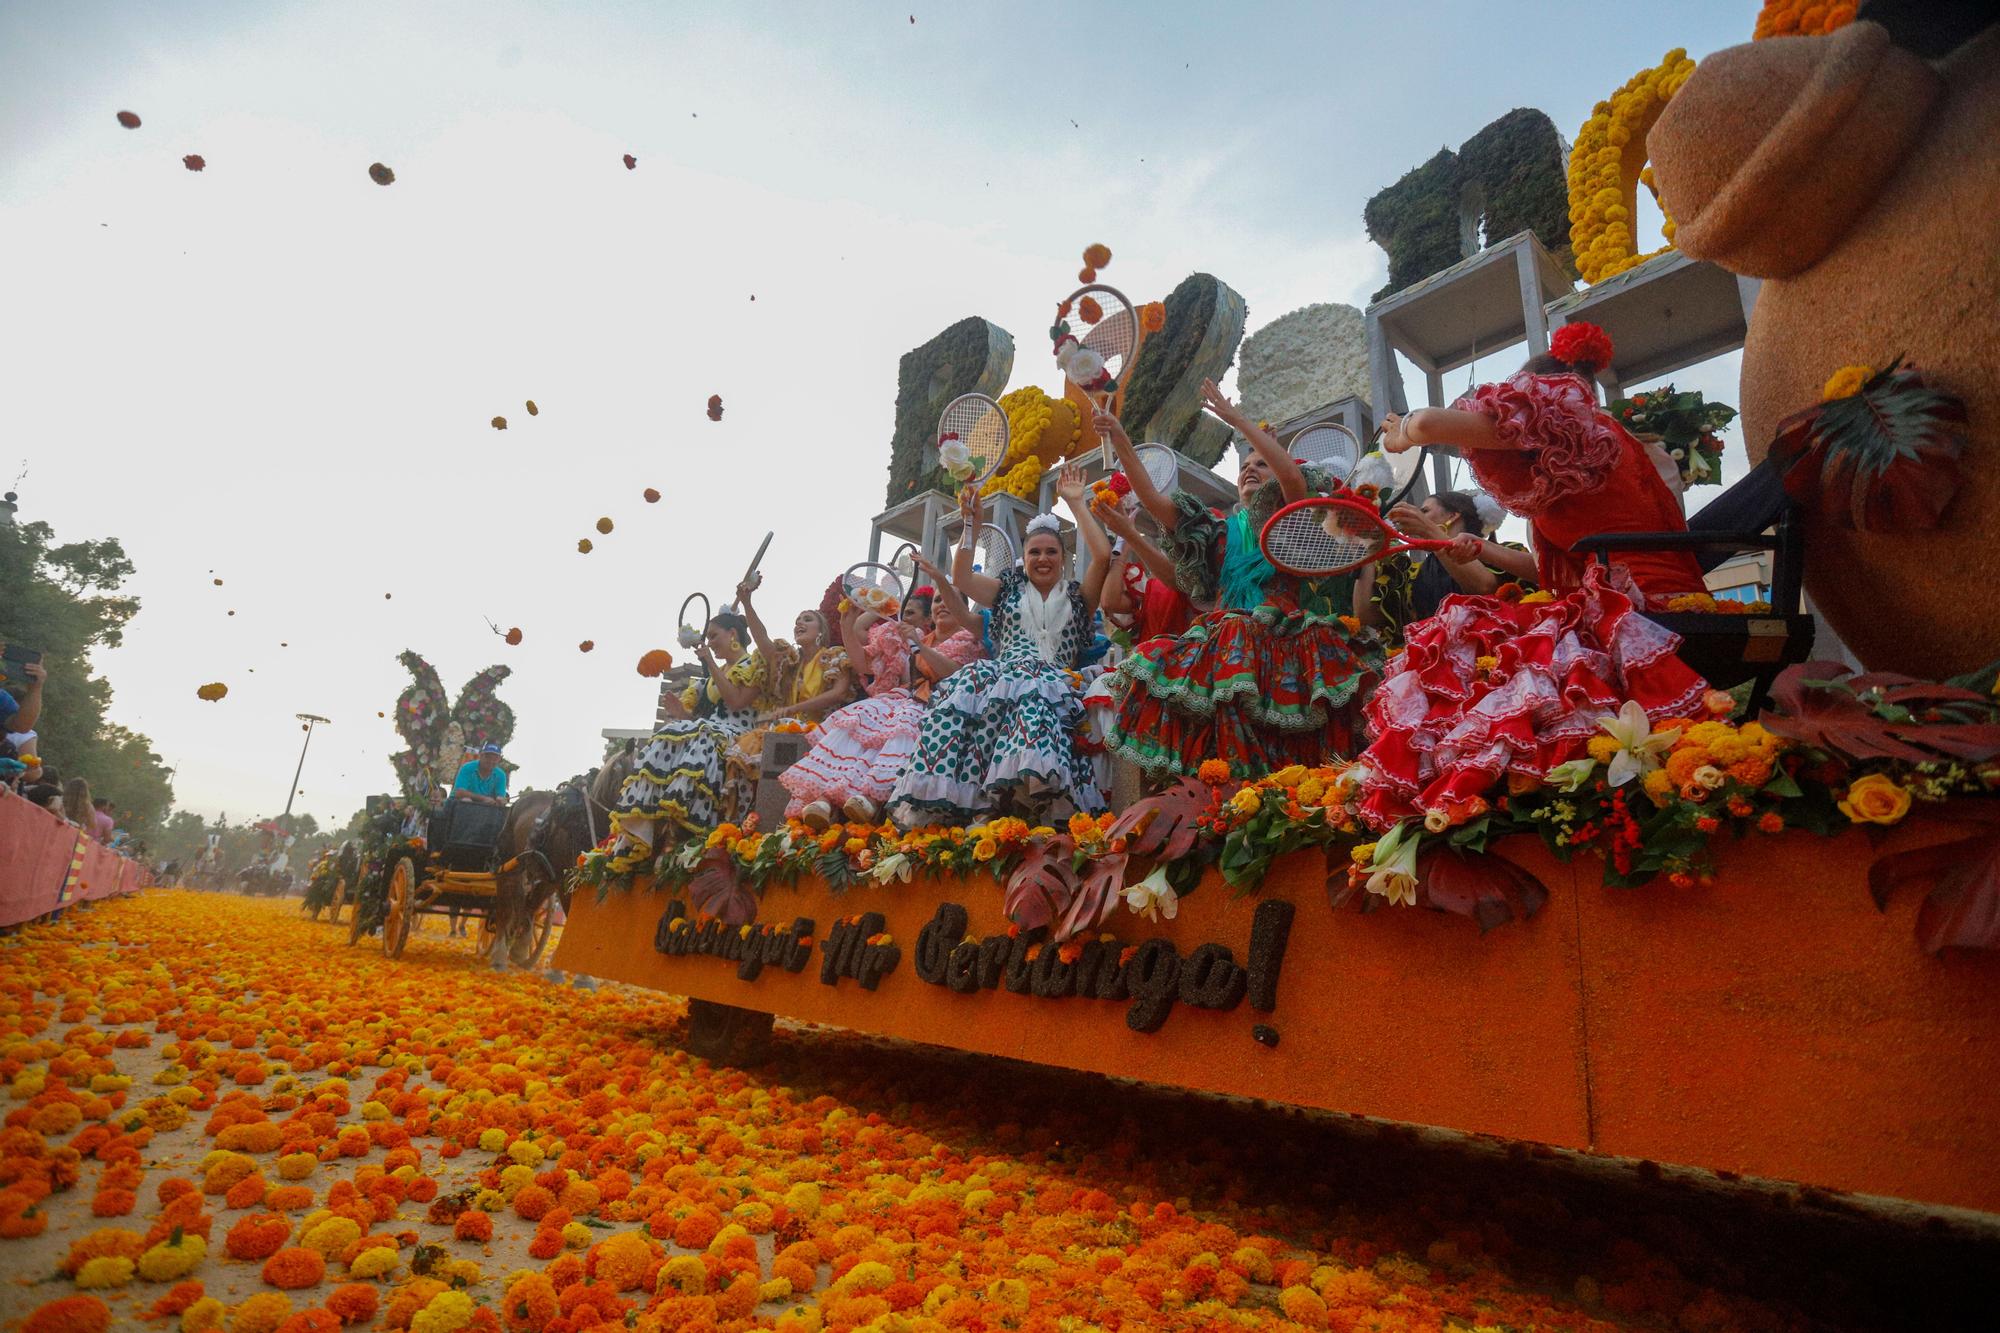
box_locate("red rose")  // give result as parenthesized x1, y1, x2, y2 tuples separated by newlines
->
(1550, 321, 1614, 372)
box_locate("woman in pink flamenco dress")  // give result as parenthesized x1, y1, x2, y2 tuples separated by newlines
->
(1357, 323, 1711, 829)
(781, 599, 984, 827)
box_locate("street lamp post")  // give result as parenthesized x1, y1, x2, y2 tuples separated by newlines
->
(284, 713, 330, 819)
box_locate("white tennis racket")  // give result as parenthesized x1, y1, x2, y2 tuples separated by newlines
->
(1260, 496, 1457, 578)
(972, 525, 1015, 573)
(676, 592, 711, 649)
(841, 562, 906, 619)
(1055, 284, 1140, 469)
(887, 541, 922, 589)
(1288, 422, 1364, 480)
(936, 393, 1012, 486)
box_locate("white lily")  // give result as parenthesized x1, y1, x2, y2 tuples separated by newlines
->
(1122, 865, 1179, 923)
(1596, 700, 1681, 787)
(872, 852, 914, 884)
(1363, 820, 1421, 908)
(1546, 757, 1599, 792)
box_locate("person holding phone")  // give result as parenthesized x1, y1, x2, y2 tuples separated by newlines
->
(0, 646, 47, 735)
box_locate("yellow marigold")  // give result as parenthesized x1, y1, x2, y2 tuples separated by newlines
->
(1755, 0, 1858, 39)
(181, 1297, 226, 1333)
(74, 1256, 136, 1288)
(1518, 589, 1556, 604)
(275, 1153, 315, 1181)
(591, 1231, 655, 1291)
(301, 1215, 361, 1258)
(560, 1221, 591, 1248)
(658, 1254, 708, 1296)
(137, 1234, 208, 1282)
(1839, 773, 1912, 826)
(783, 1181, 821, 1217)
(1641, 768, 1676, 806)
(1585, 735, 1620, 765)
(505, 1139, 545, 1169)
(346, 1246, 399, 1280)
(1474, 655, 1499, 675)
(229, 1293, 292, 1333)
(1279, 1284, 1328, 1324)
(1821, 364, 1871, 401)
(1296, 777, 1327, 806)
(1350, 842, 1376, 865)
(408, 1290, 475, 1333)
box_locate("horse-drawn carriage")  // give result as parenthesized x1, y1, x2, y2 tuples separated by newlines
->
(351, 796, 557, 965)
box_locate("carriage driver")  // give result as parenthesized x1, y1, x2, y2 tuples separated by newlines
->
(452, 743, 510, 806)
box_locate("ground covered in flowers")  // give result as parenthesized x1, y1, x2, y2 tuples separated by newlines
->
(2, 894, 1992, 1333)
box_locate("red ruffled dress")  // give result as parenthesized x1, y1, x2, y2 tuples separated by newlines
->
(1357, 372, 1710, 828)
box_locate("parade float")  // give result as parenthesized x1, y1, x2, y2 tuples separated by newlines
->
(558, 0, 2000, 1218)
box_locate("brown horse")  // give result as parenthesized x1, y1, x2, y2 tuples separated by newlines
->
(487, 743, 635, 969)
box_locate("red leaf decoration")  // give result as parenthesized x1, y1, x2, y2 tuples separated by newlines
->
(1107, 778, 1209, 863)
(1415, 846, 1548, 931)
(1866, 806, 2000, 954)
(1053, 851, 1128, 943)
(1004, 843, 1076, 930)
(687, 848, 758, 925)
(1762, 662, 2000, 764)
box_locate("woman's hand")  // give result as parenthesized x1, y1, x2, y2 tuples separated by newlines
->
(1093, 493, 1137, 536)
(735, 574, 760, 605)
(1198, 378, 1243, 425)
(1444, 533, 1485, 563)
(1091, 409, 1131, 453)
(1056, 462, 1088, 508)
(959, 485, 985, 536)
(1379, 411, 1416, 454)
(1387, 502, 1445, 542)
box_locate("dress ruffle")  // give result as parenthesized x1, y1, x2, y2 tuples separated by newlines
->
(609, 709, 755, 866)
(1456, 372, 1624, 518)
(1356, 564, 1707, 827)
(1111, 601, 1378, 781)
(778, 689, 924, 812)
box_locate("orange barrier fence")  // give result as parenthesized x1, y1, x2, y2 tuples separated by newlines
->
(0, 795, 152, 927)
(555, 818, 2000, 1214)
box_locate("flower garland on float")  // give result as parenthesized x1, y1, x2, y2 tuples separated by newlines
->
(573, 660, 2000, 953)
(1567, 49, 1697, 283)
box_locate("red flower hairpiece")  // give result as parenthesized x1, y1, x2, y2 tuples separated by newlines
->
(912, 585, 936, 599)
(1550, 321, 1614, 371)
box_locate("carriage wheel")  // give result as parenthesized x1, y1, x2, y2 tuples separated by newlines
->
(475, 911, 498, 958)
(346, 890, 370, 946)
(523, 899, 558, 970)
(382, 857, 417, 959)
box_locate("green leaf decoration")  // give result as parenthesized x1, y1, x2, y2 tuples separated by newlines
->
(1772, 359, 1967, 531)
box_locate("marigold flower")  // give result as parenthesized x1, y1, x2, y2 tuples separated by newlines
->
(1821, 364, 1872, 402)
(261, 1246, 327, 1289)
(24, 1296, 112, 1333)
(1082, 243, 1112, 269)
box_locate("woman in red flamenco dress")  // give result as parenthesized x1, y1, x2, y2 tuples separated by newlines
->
(1356, 323, 1711, 830)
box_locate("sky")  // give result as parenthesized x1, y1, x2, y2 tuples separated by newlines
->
(0, 0, 1758, 829)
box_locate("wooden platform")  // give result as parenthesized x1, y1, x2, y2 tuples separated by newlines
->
(554, 819, 2000, 1215)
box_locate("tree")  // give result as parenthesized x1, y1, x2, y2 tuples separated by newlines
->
(0, 519, 174, 830)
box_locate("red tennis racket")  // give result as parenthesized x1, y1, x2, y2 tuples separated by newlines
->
(1260, 495, 1459, 577)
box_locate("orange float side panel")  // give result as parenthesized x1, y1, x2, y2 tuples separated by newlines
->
(557, 840, 1592, 1149)
(553, 826, 2000, 1213)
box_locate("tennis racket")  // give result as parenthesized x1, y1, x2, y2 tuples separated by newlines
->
(676, 592, 711, 650)
(887, 541, 922, 589)
(936, 393, 1012, 485)
(742, 531, 774, 587)
(1259, 496, 1459, 578)
(1057, 284, 1140, 468)
(1132, 442, 1180, 493)
(1288, 422, 1364, 480)
(841, 562, 906, 618)
(972, 525, 1015, 573)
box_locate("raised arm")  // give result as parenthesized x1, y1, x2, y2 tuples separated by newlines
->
(1199, 379, 1306, 502)
(1090, 410, 1178, 529)
(1382, 406, 1514, 453)
(951, 487, 1005, 608)
(735, 576, 779, 666)
(1093, 497, 1178, 587)
(1055, 463, 1111, 574)
(912, 552, 975, 630)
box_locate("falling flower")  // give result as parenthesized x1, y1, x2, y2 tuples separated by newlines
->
(636, 649, 674, 677)
(1595, 700, 1681, 786)
(182, 154, 205, 171)
(384, 592, 392, 599)
(577, 538, 593, 553)
(368, 162, 395, 185)
(491, 416, 507, 430)
(622, 153, 637, 169)
(213, 578, 223, 585)
(505, 627, 522, 645)
(1140, 301, 1166, 333)
(525, 400, 539, 416)
(595, 516, 614, 534)
(643, 487, 661, 503)
(1122, 865, 1179, 923)
(1082, 242, 1112, 269)
(1078, 266, 1096, 283)
(1364, 821, 1421, 907)
(197, 682, 230, 703)
(706, 394, 724, 421)
(578, 640, 595, 652)
(1078, 295, 1103, 324)
(117, 110, 142, 128)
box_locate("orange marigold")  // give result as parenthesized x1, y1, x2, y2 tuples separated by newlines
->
(453, 1209, 494, 1242)
(510, 1183, 556, 1221)
(226, 1213, 293, 1261)
(1082, 243, 1112, 269)
(326, 1285, 378, 1325)
(1197, 759, 1232, 786)
(23, 1295, 112, 1333)
(272, 1312, 339, 1333)
(262, 1246, 328, 1289)
(151, 1283, 207, 1318)
(501, 1273, 558, 1331)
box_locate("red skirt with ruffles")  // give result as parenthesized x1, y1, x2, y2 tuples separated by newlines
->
(1357, 564, 1706, 827)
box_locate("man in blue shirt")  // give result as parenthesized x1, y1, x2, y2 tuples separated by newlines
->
(452, 743, 510, 806)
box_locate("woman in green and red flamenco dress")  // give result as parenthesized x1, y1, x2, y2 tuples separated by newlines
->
(1100, 383, 1383, 782)
(1356, 322, 1711, 831)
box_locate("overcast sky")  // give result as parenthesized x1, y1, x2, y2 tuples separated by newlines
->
(0, 0, 1755, 827)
